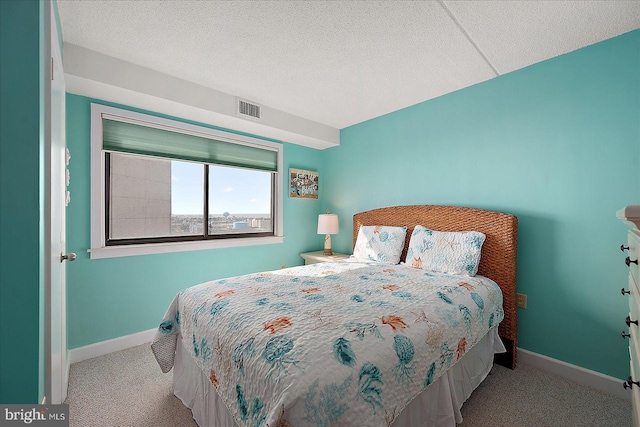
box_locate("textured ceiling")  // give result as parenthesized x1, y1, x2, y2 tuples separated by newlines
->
(57, 0, 640, 129)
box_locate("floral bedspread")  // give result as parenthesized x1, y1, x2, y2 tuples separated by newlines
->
(151, 259, 503, 427)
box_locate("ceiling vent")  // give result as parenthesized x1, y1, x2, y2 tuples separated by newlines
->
(237, 98, 261, 120)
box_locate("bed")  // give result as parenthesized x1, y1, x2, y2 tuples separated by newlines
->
(152, 205, 518, 426)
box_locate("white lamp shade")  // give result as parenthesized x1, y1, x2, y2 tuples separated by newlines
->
(317, 214, 339, 235)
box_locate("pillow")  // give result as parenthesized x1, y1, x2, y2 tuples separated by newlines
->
(406, 225, 486, 276)
(352, 225, 408, 265)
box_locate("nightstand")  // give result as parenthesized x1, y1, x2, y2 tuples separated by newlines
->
(300, 251, 350, 265)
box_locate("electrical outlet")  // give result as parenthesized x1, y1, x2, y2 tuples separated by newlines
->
(516, 293, 527, 309)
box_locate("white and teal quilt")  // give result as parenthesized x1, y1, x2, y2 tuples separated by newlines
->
(151, 259, 503, 427)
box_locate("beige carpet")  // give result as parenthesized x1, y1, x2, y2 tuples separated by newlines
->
(65, 343, 631, 426)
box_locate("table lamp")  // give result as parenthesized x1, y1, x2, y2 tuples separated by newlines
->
(317, 210, 339, 256)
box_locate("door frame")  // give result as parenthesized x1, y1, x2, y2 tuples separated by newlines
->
(44, 0, 68, 404)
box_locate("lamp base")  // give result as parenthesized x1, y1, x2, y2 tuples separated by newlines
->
(323, 234, 333, 256)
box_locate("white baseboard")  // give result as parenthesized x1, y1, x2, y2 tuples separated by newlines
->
(518, 347, 629, 400)
(68, 328, 156, 364)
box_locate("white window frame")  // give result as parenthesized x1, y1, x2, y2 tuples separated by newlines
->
(89, 104, 284, 259)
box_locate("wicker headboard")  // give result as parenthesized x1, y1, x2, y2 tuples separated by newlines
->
(353, 205, 519, 369)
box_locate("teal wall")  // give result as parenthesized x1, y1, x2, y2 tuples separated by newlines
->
(65, 95, 325, 348)
(323, 30, 640, 380)
(0, 0, 46, 403)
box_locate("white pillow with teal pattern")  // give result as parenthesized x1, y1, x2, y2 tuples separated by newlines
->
(406, 225, 486, 276)
(352, 225, 407, 265)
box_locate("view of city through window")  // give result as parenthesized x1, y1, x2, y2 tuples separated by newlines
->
(170, 159, 272, 236)
(109, 153, 272, 240)
(170, 212, 272, 236)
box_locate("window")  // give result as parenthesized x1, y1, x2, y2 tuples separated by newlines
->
(90, 104, 283, 258)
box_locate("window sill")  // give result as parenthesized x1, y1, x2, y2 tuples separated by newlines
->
(88, 235, 284, 259)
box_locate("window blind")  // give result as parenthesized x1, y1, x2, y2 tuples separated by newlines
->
(102, 118, 278, 172)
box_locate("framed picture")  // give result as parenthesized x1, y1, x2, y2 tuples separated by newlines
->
(289, 168, 318, 199)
